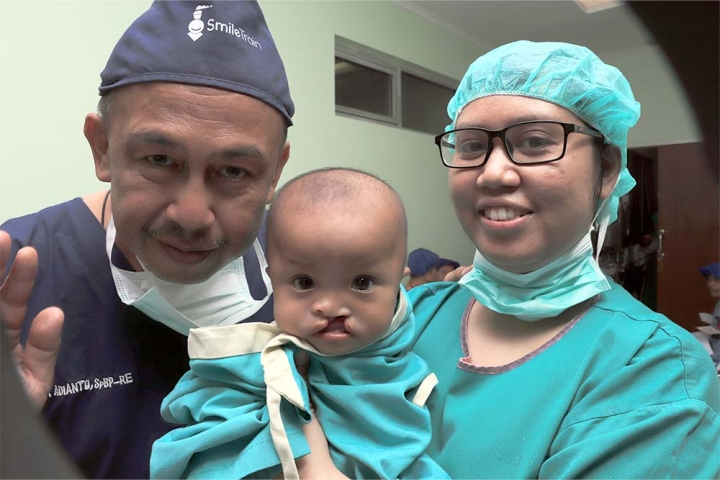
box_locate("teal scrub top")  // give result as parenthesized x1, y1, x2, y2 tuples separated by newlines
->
(410, 279, 720, 479)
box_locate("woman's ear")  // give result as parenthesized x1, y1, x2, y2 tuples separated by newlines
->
(599, 145, 622, 201)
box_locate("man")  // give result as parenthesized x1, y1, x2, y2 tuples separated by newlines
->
(405, 248, 440, 290)
(0, 2, 292, 478)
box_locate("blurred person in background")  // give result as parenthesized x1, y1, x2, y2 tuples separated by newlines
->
(435, 258, 461, 282)
(405, 248, 440, 290)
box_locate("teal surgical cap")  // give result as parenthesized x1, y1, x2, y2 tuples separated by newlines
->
(448, 40, 641, 225)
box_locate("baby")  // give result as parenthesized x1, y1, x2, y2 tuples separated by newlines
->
(150, 168, 446, 479)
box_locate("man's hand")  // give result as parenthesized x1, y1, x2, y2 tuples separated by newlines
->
(1, 231, 64, 410)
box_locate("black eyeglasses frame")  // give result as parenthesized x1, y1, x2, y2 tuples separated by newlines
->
(435, 120, 604, 169)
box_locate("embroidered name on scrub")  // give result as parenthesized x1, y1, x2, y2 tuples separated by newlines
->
(49, 373, 134, 397)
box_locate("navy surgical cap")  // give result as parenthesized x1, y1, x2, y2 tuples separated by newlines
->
(408, 248, 441, 276)
(700, 262, 720, 279)
(99, 1, 294, 124)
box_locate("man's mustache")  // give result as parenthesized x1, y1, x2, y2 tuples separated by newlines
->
(141, 224, 227, 249)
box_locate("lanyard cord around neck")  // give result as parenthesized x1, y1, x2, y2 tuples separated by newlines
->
(101, 190, 111, 227)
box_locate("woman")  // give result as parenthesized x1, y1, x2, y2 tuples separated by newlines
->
(408, 40, 720, 478)
(299, 40, 719, 478)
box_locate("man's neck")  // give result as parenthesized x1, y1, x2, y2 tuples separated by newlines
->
(82, 190, 112, 228)
(82, 190, 143, 272)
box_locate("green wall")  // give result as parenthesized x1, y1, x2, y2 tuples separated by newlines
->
(262, 1, 482, 264)
(0, 0, 479, 264)
(0, 0, 701, 266)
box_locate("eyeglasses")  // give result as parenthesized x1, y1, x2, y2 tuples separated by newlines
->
(435, 121, 604, 168)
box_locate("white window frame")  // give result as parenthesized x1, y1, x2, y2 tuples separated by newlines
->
(335, 36, 459, 133)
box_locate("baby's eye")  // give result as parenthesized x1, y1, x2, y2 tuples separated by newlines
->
(352, 276, 375, 292)
(292, 276, 315, 290)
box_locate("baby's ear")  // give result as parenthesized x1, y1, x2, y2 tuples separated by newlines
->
(402, 266, 411, 278)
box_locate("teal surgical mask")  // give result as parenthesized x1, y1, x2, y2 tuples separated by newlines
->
(458, 231, 609, 321)
(458, 172, 618, 322)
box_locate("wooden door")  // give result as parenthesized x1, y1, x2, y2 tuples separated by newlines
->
(657, 143, 720, 331)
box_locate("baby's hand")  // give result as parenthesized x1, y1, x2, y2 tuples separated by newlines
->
(296, 414, 349, 479)
(295, 349, 310, 380)
(292, 350, 348, 479)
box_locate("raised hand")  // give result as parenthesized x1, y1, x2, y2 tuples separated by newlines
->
(0, 230, 64, 410)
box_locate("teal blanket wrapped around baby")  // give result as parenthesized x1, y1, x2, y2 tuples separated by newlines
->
(150, 291, 446, 479)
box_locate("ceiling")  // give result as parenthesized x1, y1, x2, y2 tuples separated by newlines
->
(394, 1, 654, 55)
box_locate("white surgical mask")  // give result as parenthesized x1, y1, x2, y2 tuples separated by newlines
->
(106, 218, 272, 335)
(459, 179, 617, 322)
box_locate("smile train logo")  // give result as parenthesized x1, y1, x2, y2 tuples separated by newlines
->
(188, 4, 212, 41)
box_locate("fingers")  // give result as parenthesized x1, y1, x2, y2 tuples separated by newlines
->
(0, 231, 61, 410)
(443, 265, 472, 282)
(1, 239, 39, 348)
(0, 230, 10, 276)
(20, 306, 64, 410)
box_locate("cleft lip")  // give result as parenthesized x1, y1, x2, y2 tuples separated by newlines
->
(315, 316, 349, 334)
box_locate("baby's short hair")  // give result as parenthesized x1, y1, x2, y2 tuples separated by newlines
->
(267, 167, 408, 256)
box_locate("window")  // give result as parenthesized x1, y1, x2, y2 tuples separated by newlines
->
(335, 56, 396, 124)
(401, 72, 455, 135)
(335, 36, 458, 135)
